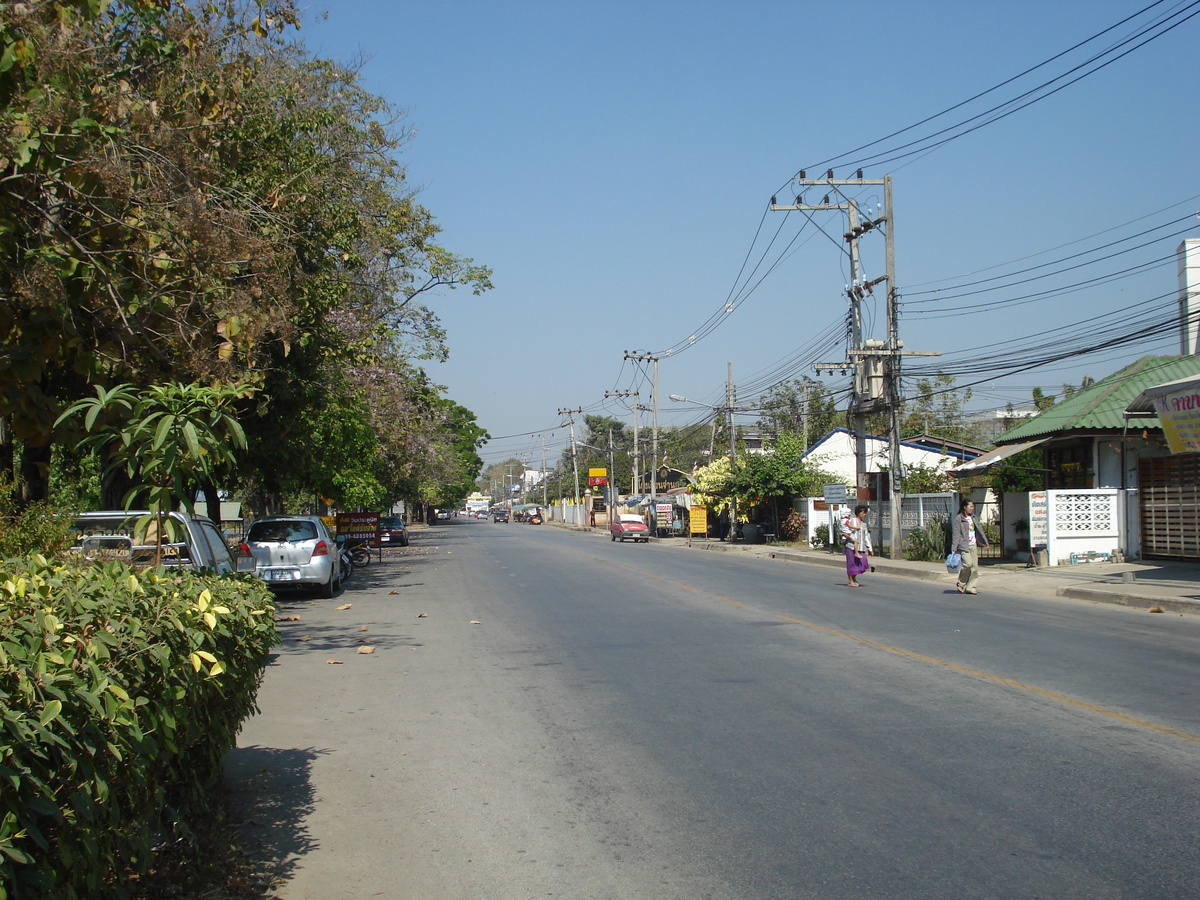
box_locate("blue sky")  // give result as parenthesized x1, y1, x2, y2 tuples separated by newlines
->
(299, 1, 1200, 467)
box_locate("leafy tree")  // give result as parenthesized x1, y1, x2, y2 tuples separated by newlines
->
(989, 447, 1046, 494)
(1, 1, 302, 501)
(1031, 387, 1056, 412)
(756, 378, 841, 448)
(3, 1, 493, 512)
(902, 372, 983, 446)
(693, 434, 838, 528)
(896, 461, 955, 494)
(55, 381, 254, 558)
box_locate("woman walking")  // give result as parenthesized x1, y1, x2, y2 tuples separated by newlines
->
(841, 504, 872, 587)
(952, 498, 990, 594)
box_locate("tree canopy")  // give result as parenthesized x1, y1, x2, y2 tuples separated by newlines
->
(1, 0, 491, 512)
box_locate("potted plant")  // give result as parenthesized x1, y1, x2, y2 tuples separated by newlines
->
(1012, 517, 1030, 553)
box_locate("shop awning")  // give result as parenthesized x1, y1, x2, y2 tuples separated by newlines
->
(948, 438, 1048, 475)
(1125, 374, 1200, 452)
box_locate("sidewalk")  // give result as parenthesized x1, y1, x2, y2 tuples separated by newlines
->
(678, 538, 1200, 615)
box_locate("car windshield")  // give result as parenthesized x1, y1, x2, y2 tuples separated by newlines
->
(380, 517, 404, 527)
(248, 520, 318, 542)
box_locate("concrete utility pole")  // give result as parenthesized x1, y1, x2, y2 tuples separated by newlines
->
(726, 362, 738, 539)
(773, 173, 938, 558)
(604, 390, 640, 496)
(532, 434, 550, 507)
(623, 352, 660, 533)
(558, 408, 583, 507)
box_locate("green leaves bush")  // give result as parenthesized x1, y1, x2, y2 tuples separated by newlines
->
(904, 513, 951, 562)
(0, 556, 278, 899)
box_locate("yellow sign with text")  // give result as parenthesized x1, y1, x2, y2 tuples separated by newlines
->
(690, 506, 708, 536)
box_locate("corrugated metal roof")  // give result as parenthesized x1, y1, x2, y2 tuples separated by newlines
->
(998, 355, 1200, 442)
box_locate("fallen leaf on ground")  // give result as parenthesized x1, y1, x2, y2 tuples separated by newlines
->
(469, 620, 482, 625)
(336, 603, 352, 610)
(417, 613, 427, 618)
(358, 626, 369, 632)
(275, 615, 300, 622)
(388, 590, 400, 595)
(1148, 606, 1165, 613)
(356, 646, 376, 654)
(326, 660, 343, 665)
(297, 635, 311, 642)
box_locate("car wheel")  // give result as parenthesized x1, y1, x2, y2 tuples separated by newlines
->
(317, 570, 335, 599)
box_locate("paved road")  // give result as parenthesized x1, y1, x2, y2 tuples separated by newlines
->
(227, 518, 1200, 899)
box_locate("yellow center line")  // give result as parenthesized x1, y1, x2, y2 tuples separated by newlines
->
(776, 614, 1200, 746)
(584, 549, 1196, 745)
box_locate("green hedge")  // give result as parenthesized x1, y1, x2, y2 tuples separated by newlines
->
(0, 555, 278, 899)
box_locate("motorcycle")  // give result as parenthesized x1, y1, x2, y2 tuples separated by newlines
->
(527, 513, 543, 525)
(336, 537, 356, 581)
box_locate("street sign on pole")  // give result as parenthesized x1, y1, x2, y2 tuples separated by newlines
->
(823, 483, 848, 505)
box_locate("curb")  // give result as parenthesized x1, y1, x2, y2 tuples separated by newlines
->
(1056, 586, 1200, 615)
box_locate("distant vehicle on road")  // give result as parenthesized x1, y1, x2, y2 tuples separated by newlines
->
(493, 509, 510, 523)
(610, 514, 650, 543)
(378, 515, 409, 547)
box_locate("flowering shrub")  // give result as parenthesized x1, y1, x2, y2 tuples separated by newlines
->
(0, 556, 277, 899)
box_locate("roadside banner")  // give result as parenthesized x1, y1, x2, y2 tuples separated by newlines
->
(1153, 391, 1200, 453)
(689, 506, 708, 541)
(656, 502, 672, 530)
(336, 511, 381, 547)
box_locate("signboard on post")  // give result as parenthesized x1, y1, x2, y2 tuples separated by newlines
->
(823, 483, 848, 505)
(335, 511, 381, 548)
(588, 467, 608, 486)
(689, 506, 708, 541)
(655, 502, 673, 531)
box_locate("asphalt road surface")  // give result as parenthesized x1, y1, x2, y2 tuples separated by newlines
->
(227, 518, 1200, 899)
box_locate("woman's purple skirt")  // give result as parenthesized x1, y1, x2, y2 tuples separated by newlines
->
(845, 546, 869, 577)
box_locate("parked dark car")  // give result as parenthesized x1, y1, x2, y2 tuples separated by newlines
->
(378, 515, 409, 547)
(239, 515, 344, 598)
(493, 509, 510, 523)
(70, 510, 249, 574)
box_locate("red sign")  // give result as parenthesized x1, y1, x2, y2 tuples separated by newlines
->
(588, 475, 608, 486)
(335, 512, 381, 547)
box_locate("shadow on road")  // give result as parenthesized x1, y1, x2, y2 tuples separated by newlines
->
(224, 744, 325, 888)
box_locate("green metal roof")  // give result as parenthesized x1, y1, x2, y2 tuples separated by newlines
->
(998, 355, 1200, 443)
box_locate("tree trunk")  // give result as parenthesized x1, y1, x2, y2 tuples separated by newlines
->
(18, 440, 51, 506)
(201, 480, 222, 521)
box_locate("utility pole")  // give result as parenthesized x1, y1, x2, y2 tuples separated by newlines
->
(773, 172, 938, 558)
(624, 352, 659, 534)
(558, 408, 583, 511)
(532, 433, 550, 507)
(605, 390, 640, 497)
(726, 362, 738, 542)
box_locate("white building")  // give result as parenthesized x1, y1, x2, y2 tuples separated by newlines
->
(802, 427, 974, 486)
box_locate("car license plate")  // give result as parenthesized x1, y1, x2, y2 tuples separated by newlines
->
(261, 568, 299, 582)
(380, 534, 390, 542)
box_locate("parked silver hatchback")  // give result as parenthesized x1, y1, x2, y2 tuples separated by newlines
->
(240, 515, 344, 597)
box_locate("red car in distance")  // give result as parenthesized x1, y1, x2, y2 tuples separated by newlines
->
(610, 514, 650, 543)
